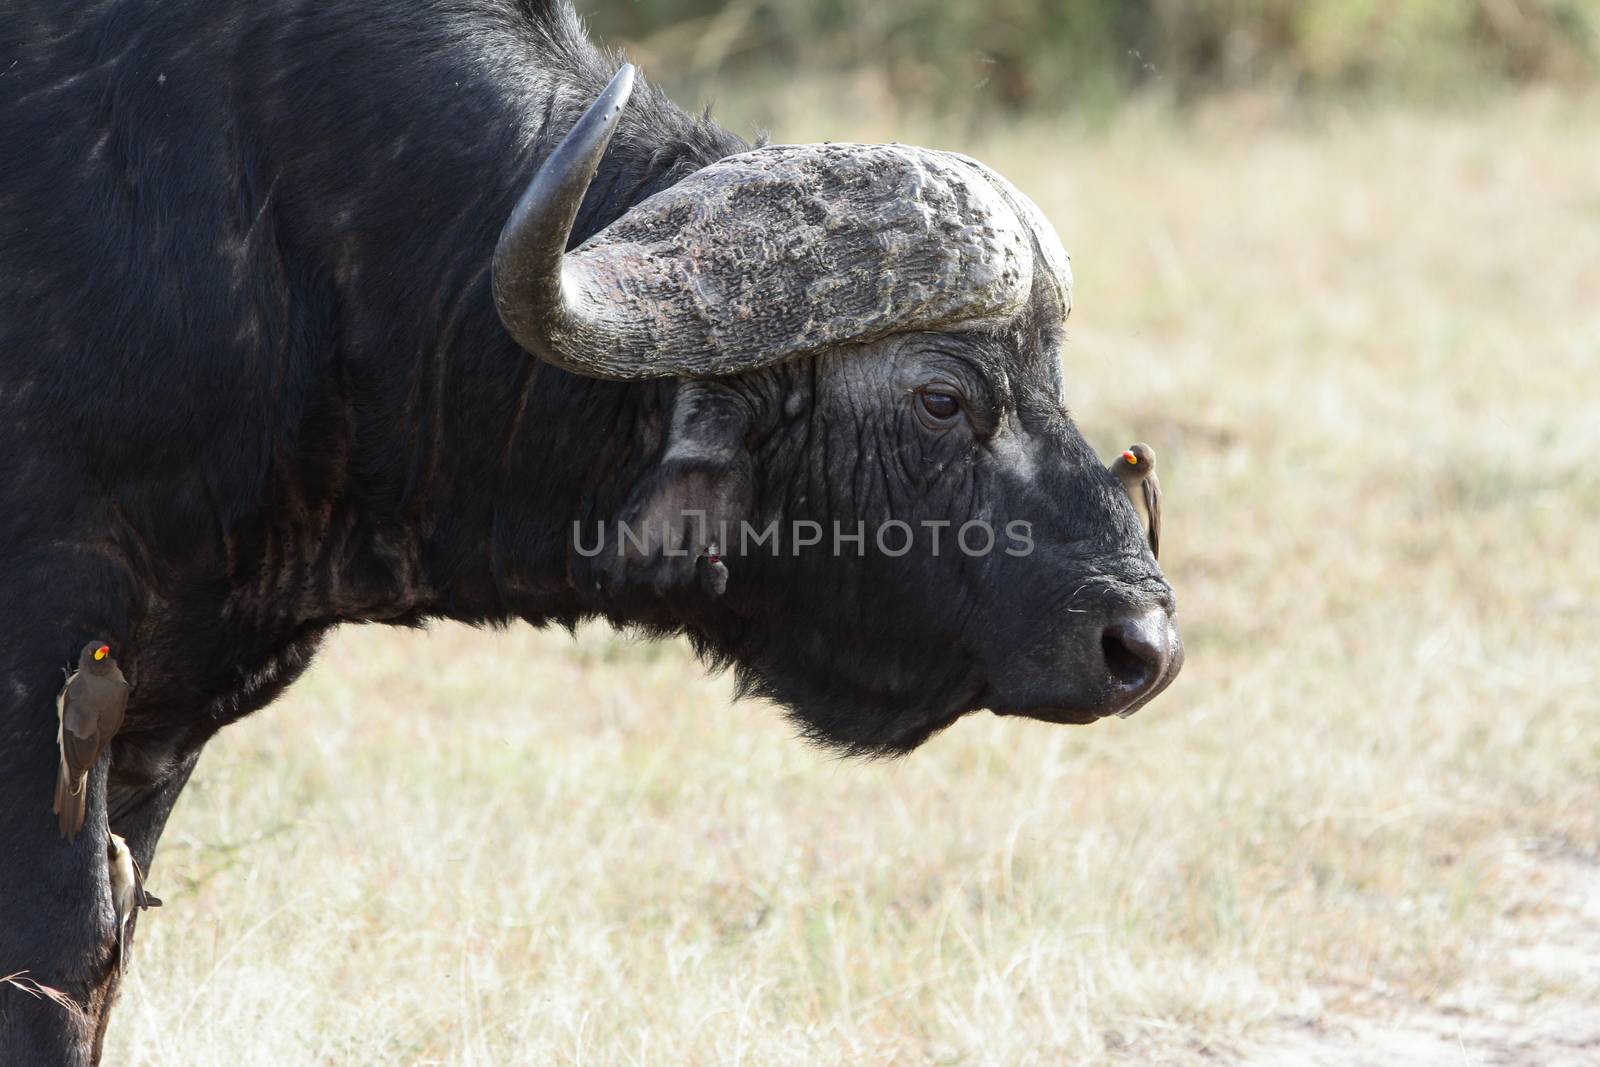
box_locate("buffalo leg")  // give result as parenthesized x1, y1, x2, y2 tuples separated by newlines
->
(87, 748, 202, 1062)
(0, 579, 133, 1065)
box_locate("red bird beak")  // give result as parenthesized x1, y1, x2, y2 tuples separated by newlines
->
(1121, 451, 1136, 463)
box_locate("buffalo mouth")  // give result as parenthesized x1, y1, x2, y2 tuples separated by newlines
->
(701, 601, 1182, 753)
(994, 705, 1102, 725)
(987, 618, 1185, 725)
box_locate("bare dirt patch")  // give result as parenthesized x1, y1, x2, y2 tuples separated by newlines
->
(1243, 854, 1600, 1067)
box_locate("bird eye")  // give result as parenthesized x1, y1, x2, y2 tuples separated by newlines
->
(917, 388, 962, 424)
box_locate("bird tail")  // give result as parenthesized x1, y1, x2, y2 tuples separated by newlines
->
(54, 761, 87, 842)
(132, 856, 162, 909)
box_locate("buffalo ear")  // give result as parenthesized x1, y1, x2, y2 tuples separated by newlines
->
(588, 381, 753, 597)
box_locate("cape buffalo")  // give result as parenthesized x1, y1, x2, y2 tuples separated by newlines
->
(0, 0, 1182, 1060)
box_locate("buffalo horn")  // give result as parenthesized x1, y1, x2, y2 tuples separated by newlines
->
(493, 67, 1070, 381)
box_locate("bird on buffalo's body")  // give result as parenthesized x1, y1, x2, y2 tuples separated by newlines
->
(107, 832, 161, 975)
(1108, 443, 1161, 559)
(53, 641, 130, 842)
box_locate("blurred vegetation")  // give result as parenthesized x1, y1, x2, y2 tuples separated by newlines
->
(576, 0, 1598, 116)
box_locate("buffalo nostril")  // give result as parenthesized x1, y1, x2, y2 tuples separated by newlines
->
(1100, 611, 1171, 691)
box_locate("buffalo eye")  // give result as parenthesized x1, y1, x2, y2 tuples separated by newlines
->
(916, 387, 963, 426)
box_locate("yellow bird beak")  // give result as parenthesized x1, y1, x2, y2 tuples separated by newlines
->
(94, 646, 109, 661)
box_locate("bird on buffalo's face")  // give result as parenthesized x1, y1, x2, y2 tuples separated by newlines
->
(1109, 444, 1161, 559)
(108, 832, 161, 976)
(53, 641, 130, 842)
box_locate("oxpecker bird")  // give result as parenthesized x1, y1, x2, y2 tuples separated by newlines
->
(53, 641, 130, 841)
(108, 832, 161, 975)
(1109, 443, 1162, 559)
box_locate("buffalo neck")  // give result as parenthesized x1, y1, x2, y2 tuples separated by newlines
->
(218, 4, 747, 633)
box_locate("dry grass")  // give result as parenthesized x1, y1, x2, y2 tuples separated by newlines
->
(105, 92, 1600, 1065)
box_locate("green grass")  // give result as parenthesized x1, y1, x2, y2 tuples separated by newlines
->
(106, 91, 1600, 1064)
(578, 0, 1600, 118)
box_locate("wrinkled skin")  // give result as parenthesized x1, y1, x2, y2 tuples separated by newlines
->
(581, 326, 1179, 757)
(0, 0, 1177, 1062)
(755, 333, 1176, 748)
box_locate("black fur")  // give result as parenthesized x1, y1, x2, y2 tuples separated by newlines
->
(0, 2, 1176, 1061)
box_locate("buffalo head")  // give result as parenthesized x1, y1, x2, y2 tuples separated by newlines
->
(494, 66, 1182, 755)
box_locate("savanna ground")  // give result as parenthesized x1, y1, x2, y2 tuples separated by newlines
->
(104, 92, 1599, 1065)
